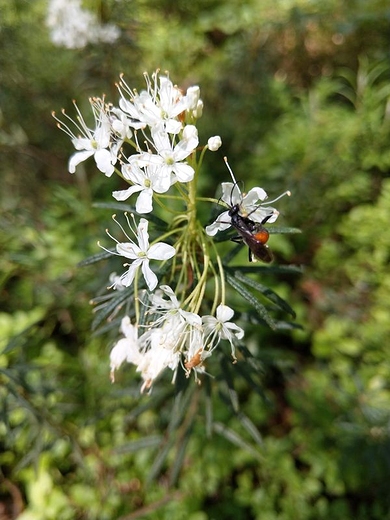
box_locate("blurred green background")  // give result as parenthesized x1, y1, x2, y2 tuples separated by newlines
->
(1, 0, 390, 518)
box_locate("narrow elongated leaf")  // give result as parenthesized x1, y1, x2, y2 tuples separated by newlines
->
(113, 436, 162, 454)
(225, 272, 276, 329)
(237, 411, 264, 446)
(268, 226, 302, 234)
(78, 249, 114, 267)
(213, 422, 263, 461)
(237, 264, 303, 275)
(233, 270, 296, 317)
(91, 287, 134, 331)
(147, 387, 194, 483)
(220, 357, 239, 413)
(204, 377, 213, 438)
(169, 419, 194, 486)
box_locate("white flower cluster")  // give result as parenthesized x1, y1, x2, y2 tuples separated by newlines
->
(110, 287, 243, 393)
(56, 72, 248, 392)
(46, 0, 120, 49)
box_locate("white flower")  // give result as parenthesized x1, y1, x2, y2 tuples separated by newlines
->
(207, 135, 222, 151)
(136, 336, 181, 393)
(185, 86, 201, 111)
(46, 0, 120, 49)
(110, 317, 141, 382)
(202, 304, 244, 359)
(134, 285, 204, 390)
(205, 182, 279, 236)
(104, 215, 176, 291)
(109, 107, 133, 140)
(112, 160, 173, 213)
(117, 72, 192, 134)
(145, 125, 199, 184)
(108, 272, 126, 291)
(53, 97, 118, 177)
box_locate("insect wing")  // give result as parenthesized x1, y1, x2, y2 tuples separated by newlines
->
(245, 239, 273, 263)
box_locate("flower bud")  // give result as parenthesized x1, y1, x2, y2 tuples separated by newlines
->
(207, 135, 222, 151)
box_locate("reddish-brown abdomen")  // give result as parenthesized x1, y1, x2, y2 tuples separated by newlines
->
(253, 229, 269, 244)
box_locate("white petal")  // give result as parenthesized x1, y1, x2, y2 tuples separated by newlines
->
(165, 119, 183, 134)
(135, 189, 153, 214)
(95, 149, 115, 177)
(112, 184, 143, 201)
(221, 182, 241, 205)
(120, 262, 140, 287)
(205, 212, 231, 236)
(68, 150, 94, 173)
(137, 218, 150, 251)
(216, 304, 235, 322)
(173, 129, 198, 161)
(110, 338, 130, 371)
(141, 261, 158, 291)
(223, 322, 244, 340)
(148, 243, 176, 260)
(172, 163, 195, 183)
(117, 242, 141, 259)
(156, 285, 179, 307)
(202, 315, 217, 330)
(94, 121, 111, 148)
(152, 128, 171, 153)
(71, 137, 94, 151)
(122, 163, 145, 183)
(120, 316, 135, 337)
(185, 86, 200, 110)
(243, 186, 268, 205)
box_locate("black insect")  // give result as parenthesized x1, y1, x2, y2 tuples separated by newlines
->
(229, 203, 274, 263)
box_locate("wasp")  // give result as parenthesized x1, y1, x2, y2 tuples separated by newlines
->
(207, 157, 290, 263)
(229, 204, 274, 263)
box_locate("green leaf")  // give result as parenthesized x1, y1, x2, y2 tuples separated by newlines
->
(77, 249, 114, 267)
(213, 422, 263, 461)
(113, 436, 162, 454)
(268, 226, 302, 235)
(233, 269, 296, 317)
(237, 264, 304, 275)
(147, 386, 195, 483)
(236, 411, 263, 446)
(91, 287, 135, 331)
(225, 272, 276, 329)
(220, 356, 239, 413)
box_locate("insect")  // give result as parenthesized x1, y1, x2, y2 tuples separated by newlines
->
(184, 348, 203, 370)
(229, 204, 274, 263)
(215, 157, 290, 263)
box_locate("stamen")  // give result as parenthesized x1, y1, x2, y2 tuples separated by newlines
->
(97, 240, 119, 256)
(263, 190, 291, 205)
(223, 156, 238, 186)
(112, 213, 133, 241)
(124, 212, 138, 237)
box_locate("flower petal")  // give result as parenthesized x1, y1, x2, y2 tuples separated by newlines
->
(216, 304, 234, 322)
(120, 262, 140, 287)
(112, 184, 143, 201)
(95, 148, 115, 177)
(148, 242, 176, 260)
(116, 242, 141, 259)
(68, 150, 94, 173)
(135, 189, 153, 214)
(141, 260, 158, 291)
(148, 243, 176, 260)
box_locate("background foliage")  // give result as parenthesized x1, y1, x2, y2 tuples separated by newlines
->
(1, 0, 390, 518)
